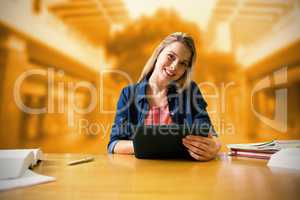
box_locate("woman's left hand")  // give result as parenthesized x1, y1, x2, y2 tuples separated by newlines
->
(182, 133, 221, 161)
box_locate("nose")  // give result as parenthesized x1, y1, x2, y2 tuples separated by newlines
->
(170, 60, 179, 71)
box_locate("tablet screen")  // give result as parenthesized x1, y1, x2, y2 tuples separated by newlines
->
(132, 124, 209, 159)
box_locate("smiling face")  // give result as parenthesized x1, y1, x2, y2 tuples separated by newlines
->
(152, 41, 192, 85)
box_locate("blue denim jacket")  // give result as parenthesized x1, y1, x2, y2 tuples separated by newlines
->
(107, 78, 217, 153)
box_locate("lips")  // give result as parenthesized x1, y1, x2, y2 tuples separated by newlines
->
(164, 68, 175, 77)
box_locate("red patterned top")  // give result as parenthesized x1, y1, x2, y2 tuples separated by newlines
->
(144, 102, 173, 125)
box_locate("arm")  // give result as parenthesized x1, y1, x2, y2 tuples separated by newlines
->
(107, 86, 135, 154)
(182, 81, 221, 161)
(190, 81, 217, 137)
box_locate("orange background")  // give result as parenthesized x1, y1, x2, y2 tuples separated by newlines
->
(0, 0, 299, 153)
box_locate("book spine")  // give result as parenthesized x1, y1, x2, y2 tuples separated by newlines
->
(230, 150, 272, 160)
(230, 148, 277, 154)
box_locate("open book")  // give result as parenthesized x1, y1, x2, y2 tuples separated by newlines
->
(0, 148, 43, 179)
(0, 149, 55, 191)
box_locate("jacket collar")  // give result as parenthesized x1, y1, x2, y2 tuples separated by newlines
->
(136, 77, 178, 103)
(136, 78, 148, 103)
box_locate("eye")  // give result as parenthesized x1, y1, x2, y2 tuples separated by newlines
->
(181, 62, 188, 68)
(167, 54, 174, 60)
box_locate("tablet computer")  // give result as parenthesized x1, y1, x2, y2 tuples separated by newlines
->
(132, 124, 209, 159)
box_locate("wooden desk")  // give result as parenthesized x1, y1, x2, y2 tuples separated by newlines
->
(1, 153, 300, 200)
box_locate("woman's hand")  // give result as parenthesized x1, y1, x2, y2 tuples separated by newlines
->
(113, 140, 134, 154)
(182, 133, 221, 161)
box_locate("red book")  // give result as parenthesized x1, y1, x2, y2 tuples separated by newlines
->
(228, 140, 300, 160)
(229, 149, 273, 160)
(229, 148, 278, 154)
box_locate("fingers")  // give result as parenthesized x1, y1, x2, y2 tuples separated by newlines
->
(182, 134, 219, 161)
(183, 141, 209, 157)
(184, 135, 212, 146)
(187, 150, 207, 161)
(183, 138, 208, 151)
(183, 139, 211, 161)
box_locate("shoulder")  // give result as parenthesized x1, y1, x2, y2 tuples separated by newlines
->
(189, 80, 199, 89)
(122, 82, 141, 93)
(121, 84, 136, 93)
(185, 80, 207, 107)
(119, 83, 140, 99)
(184, 80, 202, 94)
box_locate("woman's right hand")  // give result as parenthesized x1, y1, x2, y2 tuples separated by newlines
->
(182, 133, 221, 161)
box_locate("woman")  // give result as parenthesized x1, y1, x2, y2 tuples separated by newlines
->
(108, 32, 221, 161)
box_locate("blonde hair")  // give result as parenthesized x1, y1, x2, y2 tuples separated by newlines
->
(137, 32, 197, 89)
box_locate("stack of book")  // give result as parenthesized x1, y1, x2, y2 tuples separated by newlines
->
(227, 140, 300, 160)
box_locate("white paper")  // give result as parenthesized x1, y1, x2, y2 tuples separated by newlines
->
(267, 148, 300, 170)
(0, 169, 55, 191)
